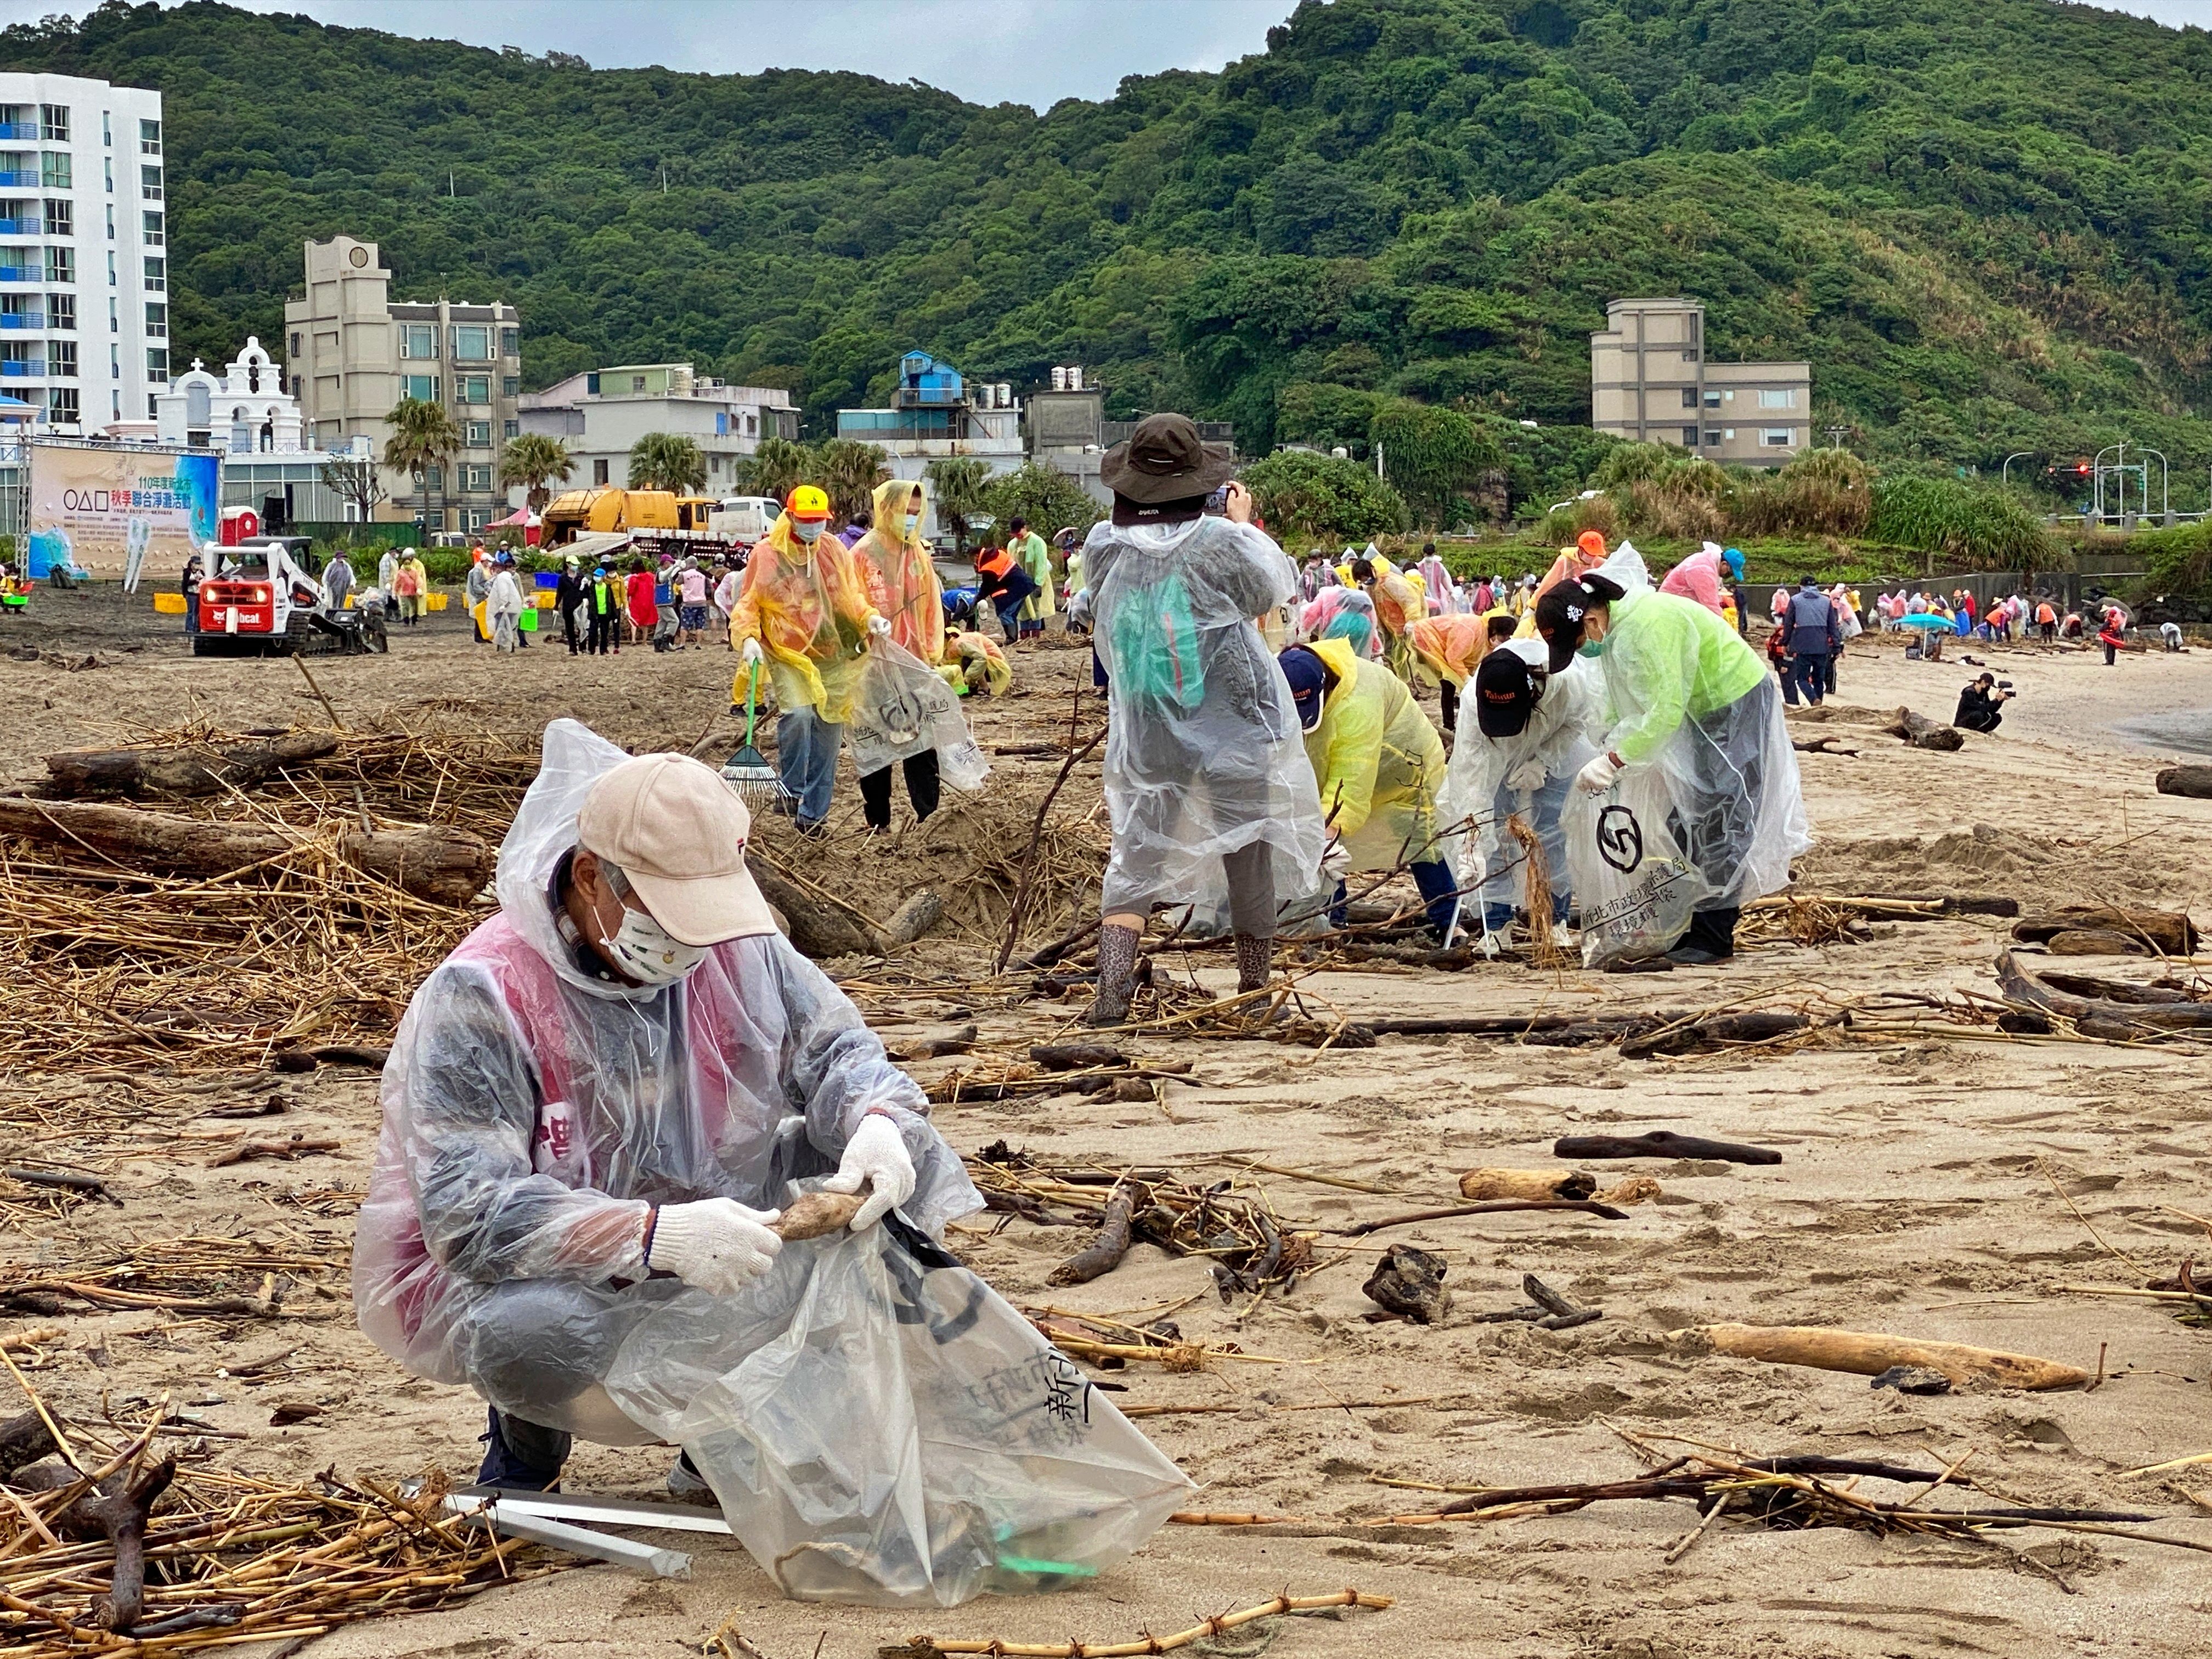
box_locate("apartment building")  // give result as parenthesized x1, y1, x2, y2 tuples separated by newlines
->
(518, 362, 797, 496)
(283, 234, 521, 531)
(1590, 298, 1810, 467)
(0, 73, 170, 434)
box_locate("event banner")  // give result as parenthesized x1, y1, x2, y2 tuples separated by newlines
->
(26, 442, 219, 582)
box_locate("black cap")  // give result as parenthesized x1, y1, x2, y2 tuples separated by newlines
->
(1474, 648, 1542, 738)
(1533, 582, 1593, 672)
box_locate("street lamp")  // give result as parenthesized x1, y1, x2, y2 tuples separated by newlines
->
(2001, 452, 2033, 490)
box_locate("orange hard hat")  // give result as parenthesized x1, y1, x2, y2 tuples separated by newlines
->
(1576, 531, 1607, 558)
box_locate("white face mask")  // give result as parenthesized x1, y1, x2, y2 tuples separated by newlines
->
(601, 904, 708, 987)
(792, 520, 825, 544)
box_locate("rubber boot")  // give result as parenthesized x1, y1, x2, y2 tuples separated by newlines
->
(1234, 933, 1273, 995)
(477, 1407, 570, 1492)
(1087, 923, 1139, 1028)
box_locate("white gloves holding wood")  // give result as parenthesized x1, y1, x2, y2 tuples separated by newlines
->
(1504, 758, 1550, 792)
(1319, 840, 1352, 885)
(1574, 751, 1623, 795)
(648, 1197, 782, 1294)
(822, 1113, 915, 1231)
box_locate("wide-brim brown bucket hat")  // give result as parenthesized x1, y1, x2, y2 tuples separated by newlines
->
(1099, 413, 1236, 504)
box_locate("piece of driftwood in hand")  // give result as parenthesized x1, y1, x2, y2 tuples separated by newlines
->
(1552, 1130, 1782, 1165)
(1997, 950, 2212, 1029)
(1687, 1323, 2090, 1389)
(43, 732, 339, 799)
(1882, 707, 1965, 750)
(1048, 1187, 1137, 1286)
(1459, 1168, 1597, 1201)
(2155, 764, 2212, 800)
(747, 862, 882, 960)
(1337, 1198, 1629, 1235)
(775, 1187, 866, 1240)
(1618, 1011, 1810, 1060)
(0, 797, 493, 906)
(2012, 905, 2198, 955)
(15, 1454, 181, 1630)
(1364, 1243, 1452, 1324)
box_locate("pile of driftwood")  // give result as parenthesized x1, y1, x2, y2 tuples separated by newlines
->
(0, 1233, 347, 1324)
(0, 1395, 556, 1650)
(967, 1149, 1322, 1305)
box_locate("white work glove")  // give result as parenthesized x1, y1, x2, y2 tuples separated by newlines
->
(1504, 758, 1549, 792)
(1319, 840, 1352, 885)
(867, 614, 892, 640)
(1575, 752, 1623, 795)
(823, 1113, 915, 1232)
(648, 1197, 782, 1295)
(739, 637, 764, 667)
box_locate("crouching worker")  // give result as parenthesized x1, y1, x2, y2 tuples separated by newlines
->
(1437, 638, 1600, 939)
(1278, 639, 1460, 941)
(353, 724, 978, 1493)
(1534, 547, 1809, 966)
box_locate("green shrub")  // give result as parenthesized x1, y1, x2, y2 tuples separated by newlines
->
(1868, 476, 2051, 567)
(1242, 449, 1410, 546)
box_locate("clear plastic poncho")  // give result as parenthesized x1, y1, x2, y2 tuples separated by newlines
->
(1085, 514, 1323, 918)
(1437, 638, 1601, 900)
(1577, 548, 1810, 916)
(730, 514, 882, 721)
(852, 479, 945, 663)
(1301, 637, 1448, 872)
(353, 719, 980, 1438)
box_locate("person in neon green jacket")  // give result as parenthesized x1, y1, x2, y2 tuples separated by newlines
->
(1278, 636, 1462, 939)
(1533, 544, 1808, 965)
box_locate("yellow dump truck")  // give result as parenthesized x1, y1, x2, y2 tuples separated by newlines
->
(540, 489, 730, 555)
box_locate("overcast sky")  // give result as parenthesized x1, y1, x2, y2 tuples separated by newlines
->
(1, 0, 2205, 106)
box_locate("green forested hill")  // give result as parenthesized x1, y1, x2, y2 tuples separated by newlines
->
(10, 0, 2211, 492)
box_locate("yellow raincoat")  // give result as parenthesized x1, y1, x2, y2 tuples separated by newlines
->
(1302, 636, 1448, 871)
(1407, 613, 1492, 690)
(936, 629, 1012, 697)
(727, 513, 882, 722)
(850, 479, 944, 663)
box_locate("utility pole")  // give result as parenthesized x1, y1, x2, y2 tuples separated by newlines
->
(1824, 425, 1848, 450)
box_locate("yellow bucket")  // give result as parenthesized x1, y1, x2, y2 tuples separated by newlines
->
(153, 592, 187, 614)
(425, 592, 450, 612)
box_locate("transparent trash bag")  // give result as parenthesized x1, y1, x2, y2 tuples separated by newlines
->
(847, 639, 991, 792)
(1561, 766, 1697, 968)
(602, 1207, 1193, 1608)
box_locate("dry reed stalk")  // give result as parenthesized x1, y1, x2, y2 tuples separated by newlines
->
(899, 1588, 1393, 1657)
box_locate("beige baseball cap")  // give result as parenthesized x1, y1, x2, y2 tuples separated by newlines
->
(575, 752, 778, 948)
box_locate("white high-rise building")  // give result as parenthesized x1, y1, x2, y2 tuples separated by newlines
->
(0, 74, 168, 436)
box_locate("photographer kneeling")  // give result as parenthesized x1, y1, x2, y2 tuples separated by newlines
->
(1955, 673, 2013, 733)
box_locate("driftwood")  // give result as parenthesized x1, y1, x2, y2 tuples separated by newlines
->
(2012, 905, 2198, 955)
(3, 1166, 121, 1206)
(0, 1411, 56, 1479)
(207, 1135, 340, 1168)
(0, 797, 492, 906)
(1882, 706, 1965, 750)
(1996, 949, 2212, 1030)
(1458, 1168, 1597, 1201)
(1551, 1130, 1782, 1165)
(43, 732, 340, 799)
(1363, 1243, 1452, 1324)
(1031, 1042, 1127, 1071)
(1618, 1011, 1809, 1059)
(775, 1188, 867, 1240)
(1791, 736, 1864, 755)
(1047, 1187, 1137, 1286)
(1475, 1272, 1602, 1330)
(1689, 1323, 2089, 1390)
(15, 1455, 180, 1630)
(882, 888, 943, 947)
(1336, 1199, 1629, 1236)
(2155, 764, 2212, 800)
(748, 863, 882, 960)
(887, 1025, 977, 1062)
(2046, 929, 2149, 956)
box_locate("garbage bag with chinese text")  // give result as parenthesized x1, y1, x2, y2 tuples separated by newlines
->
(1561, 765, 1697, 968)
(603, 1195, 1193, 1608)
(845, 638, 991, 792)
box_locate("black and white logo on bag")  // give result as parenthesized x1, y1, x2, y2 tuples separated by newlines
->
(1596, 804, 1644, 873)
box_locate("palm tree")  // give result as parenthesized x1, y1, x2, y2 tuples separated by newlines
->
(498, 432, 575, 511)
(628, 431, 708, 495)
(383, 398, 462, 535)
(924, 456, 990, 552)
(816, 438, 891, 524)
(738, 436, 814, 505)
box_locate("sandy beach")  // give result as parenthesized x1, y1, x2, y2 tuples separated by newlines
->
(7, 594, 2212, 1658)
